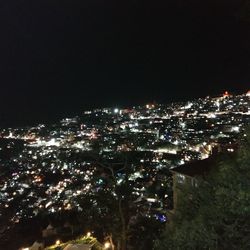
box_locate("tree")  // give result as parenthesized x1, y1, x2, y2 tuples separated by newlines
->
(155, 131, 250, 250)
(74, 151, 165, 250)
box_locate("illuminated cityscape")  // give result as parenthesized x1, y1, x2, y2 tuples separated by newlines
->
(1, 0, 250, 248)
(0, 91, 249, 249)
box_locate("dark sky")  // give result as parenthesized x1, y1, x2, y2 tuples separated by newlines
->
(0, 0, 249, 126)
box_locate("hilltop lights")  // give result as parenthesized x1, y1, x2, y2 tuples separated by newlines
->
(146, 103, 155, 109)
(223, 91, 230, 97)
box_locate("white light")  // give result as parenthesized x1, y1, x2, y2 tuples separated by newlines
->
(114, 108, 119, 114)
(147, 198, 156, 202)
(45, 201, 52, 208)
(232, 126, 240, 133)
(180, 122, 186, 128)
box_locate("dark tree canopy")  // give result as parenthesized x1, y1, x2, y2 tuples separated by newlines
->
(155, 131, 250, 250)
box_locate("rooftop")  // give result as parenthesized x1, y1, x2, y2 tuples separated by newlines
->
(170, 155, 218, 177)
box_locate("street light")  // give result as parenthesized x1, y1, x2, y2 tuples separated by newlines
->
(56, 240, 61, 245)
(87, 232, 91, 237)
(104, 241, 111, 249)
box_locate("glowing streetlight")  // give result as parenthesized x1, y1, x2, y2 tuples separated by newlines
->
(87, 232, 91, 237)
(56, 240, 61, 245)
(104, 242, 111, 249)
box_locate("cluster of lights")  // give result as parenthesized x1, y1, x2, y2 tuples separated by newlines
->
(21, 232, 113, 250)
(1, 91, 249, 250)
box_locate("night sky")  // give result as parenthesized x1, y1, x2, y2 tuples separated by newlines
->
(0, 0, 250, 126)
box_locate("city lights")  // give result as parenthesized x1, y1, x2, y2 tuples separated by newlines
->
(0, 91, 249, 250)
